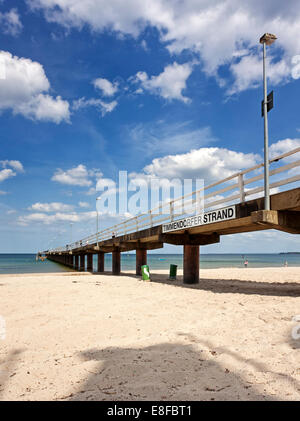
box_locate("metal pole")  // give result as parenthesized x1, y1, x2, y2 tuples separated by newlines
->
(263, 41, 270, 210)
(70, 223, 73, 244)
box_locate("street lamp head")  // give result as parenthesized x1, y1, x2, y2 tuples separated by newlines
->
(259, 33, 277, 46)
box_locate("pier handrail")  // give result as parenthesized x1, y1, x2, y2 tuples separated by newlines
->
(48, 146, 300, 253)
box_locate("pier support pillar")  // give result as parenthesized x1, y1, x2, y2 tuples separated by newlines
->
(87, 254, 93, 272)
(136, 249, 147, 275)
(79, 254, 85, 271)
(74, 255, 79, 270)
(112, 249, 120, 275)
(183, 245, 199, 284)
(97, 252, 104, 273)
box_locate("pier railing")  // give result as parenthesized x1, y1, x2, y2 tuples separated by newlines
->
(49, 146, 300, 253)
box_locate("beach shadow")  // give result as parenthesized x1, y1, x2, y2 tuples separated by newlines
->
(182, 334, 300, 394)
(67, 340, 279, 401)
(147, 273, 300, 297)
(0, 349, 24, 399)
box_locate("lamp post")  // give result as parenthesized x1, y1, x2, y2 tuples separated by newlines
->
(259, 33, 277, 210)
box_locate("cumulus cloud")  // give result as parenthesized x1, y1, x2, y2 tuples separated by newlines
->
(0, 159, 24, 182)
(29, 202, 74, 212)
(27, 0, 300, 93)
(93, 77, 118, 96)
(269, 138, 300, 158)
(73, 97, 117, 117)
(229, 55, 290, 95)
(0, 168, 15, 183)
(130, 147, 261, 183)
(133, 62, 193, 103)
(0, 51, 70, 123)
(0, 8, 22, 36)
(51, 164, 102, 187)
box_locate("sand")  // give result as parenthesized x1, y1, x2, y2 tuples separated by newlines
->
(0, 267, 299, 401)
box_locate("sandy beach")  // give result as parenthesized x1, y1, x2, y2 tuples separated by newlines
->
(0, 267, 299, 401)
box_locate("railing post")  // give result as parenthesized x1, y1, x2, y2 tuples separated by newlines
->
(149, 210, 153, 228)
(238, 174, 245, 203)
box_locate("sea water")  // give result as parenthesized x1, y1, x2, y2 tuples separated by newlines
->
(0, 253, 300, 274)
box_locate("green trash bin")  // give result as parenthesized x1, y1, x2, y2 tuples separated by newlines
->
(141, 265, 150, 281)
(169, 264, 177, 280)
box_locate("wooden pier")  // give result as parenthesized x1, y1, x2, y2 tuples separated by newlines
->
(45, 188, 300, 283)
(43, 147, 300, 283)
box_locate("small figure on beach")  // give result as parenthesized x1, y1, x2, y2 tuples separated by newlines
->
(244, 259, 248, 268)
(284, 260, 288, 267)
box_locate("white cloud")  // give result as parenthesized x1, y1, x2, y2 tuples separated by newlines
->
(17, 93, 70, 123)
(0, 168, 15, 182)
(0, 160, 24, 172)
(18, 210, 97, 225)
(51, 164, 102, 187)
(130, 147, 261, 182)
(0, 160, 24, 182)
(73, 97, 117, 116)
(0, 8, 22, 36)
(93, 77, 118, 96)
(27, 0, 300, 93)
(269, 138, 300, 159)
(29, 202, 74, 212)
(0, 190, 7, 195)
(133, 62, 193, 103)
(229, 55, 289, 94)
(0, 51, 70, 123)
(78, 201, 90, 208)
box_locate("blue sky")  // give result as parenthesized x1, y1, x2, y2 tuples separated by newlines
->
(0, 0, 300, 253)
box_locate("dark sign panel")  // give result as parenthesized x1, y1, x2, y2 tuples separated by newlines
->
(261, 90, 274, 117)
